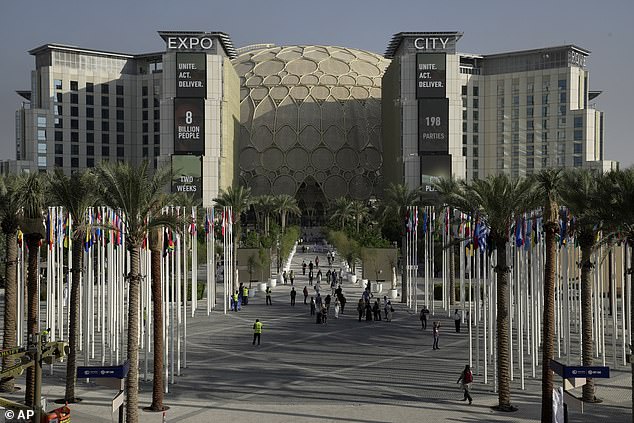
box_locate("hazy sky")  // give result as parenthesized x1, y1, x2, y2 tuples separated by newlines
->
(0, 0, 632, 166)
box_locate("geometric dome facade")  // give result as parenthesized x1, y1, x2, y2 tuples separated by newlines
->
(233, 45, 390, 204)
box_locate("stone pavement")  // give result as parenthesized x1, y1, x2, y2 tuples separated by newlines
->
(1, 247, 631, 422)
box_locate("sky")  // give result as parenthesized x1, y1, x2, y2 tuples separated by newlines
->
(0, 0, 632, 166)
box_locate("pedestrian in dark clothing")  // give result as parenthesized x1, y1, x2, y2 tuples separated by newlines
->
(302, 260, 307, 275)
(324, 294, 331, 314)
(457, 365, 473, 404)
(316, 308, 322, 324)
(283, 270, 288, 285)
(308, 270, 314, 286)
(315, 256, 319, 268)
(339, 295, 346, 314)
(303, 286, 309, 304)
(252, 319, 262, 346)
(290, 270, 295, 286)
(420, 306, 429, 329)
(372, 300, 382, 321)
(357, 299, 364, 322)
(365, 303, 373, 321)
(265, 286, 272, 305)
(432, 321, 440, 350)
(453, 309, 461, 333)
(290, 287, 296, 306)
(310, 297, 316, 316)
(309, 261, 314, 273)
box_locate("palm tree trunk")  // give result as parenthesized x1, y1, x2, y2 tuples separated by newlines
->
(64, 239, 83, 402)
(281, 212, 286, 234)
(495, 243, 512, 410)
(580, 242, 595, 402)
(0, 231, 18, 392)
(149, 245, 165, 410)
(24, 234, 41, 406)
(541, 220, 558, 422)
(126, 246, 141, 423)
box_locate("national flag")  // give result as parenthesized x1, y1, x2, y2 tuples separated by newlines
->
(422, 210, 428, 234)
(515, 218, 523, 247)
(221, 209, 226, 237)
(17, 230, 23, 248)
(404, 209, 412, 233)
(204, 211, 210, 235)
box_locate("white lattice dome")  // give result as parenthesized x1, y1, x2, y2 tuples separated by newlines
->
(234, 45, 389, 202)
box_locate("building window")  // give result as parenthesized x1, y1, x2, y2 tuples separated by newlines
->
(574, 116, 583, 128)
(543, 78, 551, 92)
(37, 116, 47, 127)
(526, 107, 533, 118)
(101, 96, 109, 107)
(87, 158, 94, 167)
(54, 105, 62, 116)
(560, 92, 567, 103)
(71, 144, 79, 155)
(101, 84, 109, 94)
(154, 146, 160, 156)
(558, 131, 566, 141)
(86, 95, 94, 106)
(116, 97, 124, 108)
(142, 98, 148, 109)
(154, 122, 161, 133)
(102, 146, 110, 156)
(70, 106, 78, 117)
(512, 108, 519, 119)
(117, 147, 124, 157)
(473, 98, 479, 109)
(542, 144, 548, 155)
(153, 98, 160, 108)
(54, 79, 62, 90)
(473, 110, 479, 121)
(527, 132, 534, 143)
(116, 85, 124, 96)
(142, 110, 148, 121)
(117, 134, 124, 144)
(71, 132, 79, 142)
(574, 130, 583, 141)
(574, 143, 583, 154)
(473, 147, 479, 157)
(462, 134, 467, 145)
(154, 134, 160, 144)
(101, 121, 109, 132)
(37, 143, 46, 154)
(473, 123, 479, 132)
(143, 135, 148, 145)
(86, 82, 94, 92)
(54, 118, 63, 128)
(527, 158, 534, 169)
(462, 147, 467, 156)
(542, 106, 549, 117)
(142, 85, 148, 96)
(462, 109, 468, 120)
(542, 94, 549, 104)
(87, 145, 94, 156)
(55, 157, 63, 167)
(142, 123, 149, 133)
(558, 106, 566, 116)
(86, 132, 94, 143)
(527, 120, 534, 130)
(55, 131, 63, 141)
(116, 109, 124, 120)
(527, 95, 534, 105)
(37, 129, 46, 141)
(461, 85, 467, 96)
(143, 147, 149, 157)
(154, 109, 160, 120)
(527, 145, 534, 156)
(558, 117, 567, 128)
(70, 93, 79, 104)
(542, 119, 549, 130)
(55, 93, 63, 103)
(463, 122, 468, 132)
(70, 80, 78, 91)
(472, 134, 479, 145)
(573, 156, 582, 167)
(102, 133, 110, 144)
(102, 109, 109, 119)
(38, 156, 47, 167)
(473, 86, 479, 96)
(71, 119, 79, 130)
(558, 79, 567, 90)
(86, 120, 94, 130)
(55, 144, 63, 154)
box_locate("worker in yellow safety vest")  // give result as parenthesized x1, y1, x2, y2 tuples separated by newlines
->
(232, 291, 239, 312)
(252, 319, 262, 345)
(243, 286, 249, 305)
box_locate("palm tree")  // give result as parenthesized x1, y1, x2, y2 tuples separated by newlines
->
(349, 200, 369, 234)
(597, 167, 634, 419)
(252, 195, 275, 235)
(15, 173, 47, 406)
(46, 170, 97, 403)
(533, 168, 563, 422)
(0, 175, 23, 393)
(559, 169, 604, 404)
(444, 174, 537, 412)
(94, 162, 177, 423)
(329, 197, 354, 230)
(214, 186, 252, 292)
(273, 194, 300, 234)
(381, 183, 423, 303)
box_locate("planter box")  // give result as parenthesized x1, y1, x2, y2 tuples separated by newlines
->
(269, 278, 277, 288)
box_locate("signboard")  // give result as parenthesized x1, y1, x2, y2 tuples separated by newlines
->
(176, 53, 207, 98)
(77, 361, 129, 379)
(562, 366, 610, 379)
(416, 53, 446, 98)
(419, 98, 449, 153)
(167, 36, 213, 51)
(174, 98, 205, 154)
(420, 154, 452, 195)
(171, 155, 202, 198)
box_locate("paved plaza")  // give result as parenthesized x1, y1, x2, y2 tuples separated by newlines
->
(1, 249, 631, 422)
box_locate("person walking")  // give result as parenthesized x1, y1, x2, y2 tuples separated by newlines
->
(309, 260, 314, 273)
(365, 301, 373, 321)
(373, 300, 382, 321)
(290, 287, 296, 306)
(310, 297, 316, 316)
(308, 270, 314, 286)
(252, 319, 262, 346)
(334, 299, 340, 319)
(317, 269, 322, 284)
(283, 270, 288, 285)
(383, 296, 389, 320)
(457, 365, 473, 404)
(339, 294, 346, 314)
(315, 256, 320, 268)
(243, 285, 249, 305)
(419, 305, 429, 329)
(324, 294, 332, 315)
(357, 299, 365, 322)
(302, 260, 307, 275)
(453, 309, 461, 333)
(289, 270, 295, 286)
(303, 286, 309, 304)
(321, 303, 328, 325)
(232, 291, 239, 312)
(432, 321, 440, 350)
(385, 300, 393, 322)
(265, 286, 272, 305)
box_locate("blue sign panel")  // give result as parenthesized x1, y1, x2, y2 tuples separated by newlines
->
(77, 361, 129, 379)
(562, 366, 610, 379)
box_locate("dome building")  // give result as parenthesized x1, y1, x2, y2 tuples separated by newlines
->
(233, 45, 390, 216)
